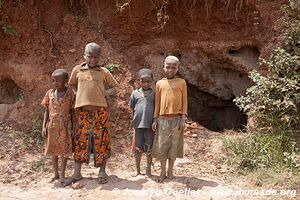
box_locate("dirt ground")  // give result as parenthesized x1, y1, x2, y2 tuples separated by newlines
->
(0, 123, 298, 200)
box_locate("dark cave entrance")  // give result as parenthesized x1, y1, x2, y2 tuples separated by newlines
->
(0, 76, 22, 104)
(187, 83, 247, 132)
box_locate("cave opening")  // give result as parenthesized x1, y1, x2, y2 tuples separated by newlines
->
(0, 76, 22, 104)
(227, 45, 260, 69)
(187, 83, 247, 132)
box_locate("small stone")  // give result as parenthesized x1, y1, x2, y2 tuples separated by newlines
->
(71, 182, 83, 190)
(255, 179, 262, 187)
(68, 49, 76, 53)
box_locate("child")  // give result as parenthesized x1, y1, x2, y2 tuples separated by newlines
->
(130, 68, 155, 178)
(64, 42, 118, 186)
(41, 69, 74, 184)
(152, 55, 187, 182)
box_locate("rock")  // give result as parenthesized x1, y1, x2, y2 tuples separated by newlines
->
(71, 182, 83, 190)
(68, 49, 76, 53)
(255, 179, 262, 187)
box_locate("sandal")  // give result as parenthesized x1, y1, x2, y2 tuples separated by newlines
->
(62, 175, 83, 187)
(98, 171, 108, 184)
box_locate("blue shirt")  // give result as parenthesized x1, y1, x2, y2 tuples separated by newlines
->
(130, 88, 155, 128)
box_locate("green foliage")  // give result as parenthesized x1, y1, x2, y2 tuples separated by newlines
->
(105, 63, 120, 73)
(18, 108, 44, 149)
(224, 131, 300, 171)
(284, 17, 300, 55)
(234, 20, 300, 132)
(226, 10, 300, 172)
(1, 24, 18, 36)
(30, 159, 46, 172)
(125, 129, 133, 143)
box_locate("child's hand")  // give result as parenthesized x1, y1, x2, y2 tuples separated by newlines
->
(42, 128, 47, 137)
(72, 124, 76, 138)
(179, 115, 186, 132)
(179, 119, 185, 132)
(152, 120, 158, 132)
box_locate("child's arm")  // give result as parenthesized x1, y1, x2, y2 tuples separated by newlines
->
(42, 110, 49, 137)
(41, 91, 50, 137)
(129, 92, 136, 111)
(104, 69, 119, 96)
(180, 80, 188, 131)
(68, 67, 78, 93)
(152, 82, 161, 131)
(105, 87, 118, 96)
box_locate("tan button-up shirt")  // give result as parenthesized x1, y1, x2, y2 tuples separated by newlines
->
(69, 63, 118, 108)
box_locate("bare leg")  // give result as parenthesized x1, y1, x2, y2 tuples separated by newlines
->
(99, 158, 107, 173)
(73, 162, 82, 178)
(158, 159, 167, 182)
(132, 151, 142, 177)
(98, 158, 108, 184)
(50, 156, 59, 182)
(59, 157, 68, 182)
(145, 154, 152, 178)
(167, 159, 175, 179)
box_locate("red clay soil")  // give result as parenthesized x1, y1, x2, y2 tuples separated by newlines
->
(0, 0, 286, 131)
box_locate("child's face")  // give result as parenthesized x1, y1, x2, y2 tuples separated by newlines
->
(139, 75, 153, 90)
(52, 75, 66, 90)
(84, 51, 100, 67)
(163, 62, 179, 79)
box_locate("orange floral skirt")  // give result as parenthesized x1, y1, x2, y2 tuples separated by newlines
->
(73, 108, 111, 167)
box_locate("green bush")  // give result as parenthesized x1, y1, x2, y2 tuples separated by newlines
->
(226, 10, 300, 171)
(1, 24, 18, 36)
(105, 64, 120, 73)
(18, 108, 44, 149)
(234, 14, 300, 132)
(224, 131, 300, 171)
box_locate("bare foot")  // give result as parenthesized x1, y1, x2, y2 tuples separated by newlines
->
(131, 172, 141, 177)
(167, 170, 175, 180)
(157, 172, 166, 183)
(49, 175, 59, 183)
(59, 177, 66, 184)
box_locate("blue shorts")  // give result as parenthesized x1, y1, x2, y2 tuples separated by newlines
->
(135, 128, 154, 153)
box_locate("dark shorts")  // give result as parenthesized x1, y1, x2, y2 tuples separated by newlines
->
(135, 128, 154, 153)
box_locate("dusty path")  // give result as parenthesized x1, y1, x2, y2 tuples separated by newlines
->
(0, 124, 297, 200)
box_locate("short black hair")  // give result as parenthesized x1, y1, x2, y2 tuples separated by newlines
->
(138, 68, 153, 79)
(52, 69, 68, 80)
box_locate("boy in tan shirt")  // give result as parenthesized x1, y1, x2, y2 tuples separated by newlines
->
(64, 42, 118, 186)
(152, 55, 188, 182)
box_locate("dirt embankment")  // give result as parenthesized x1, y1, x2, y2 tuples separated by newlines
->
(0, 0, 286, 131)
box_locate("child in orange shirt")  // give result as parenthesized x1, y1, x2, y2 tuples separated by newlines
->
(152, 56, 188, 182)
(41, 69, 75, 184)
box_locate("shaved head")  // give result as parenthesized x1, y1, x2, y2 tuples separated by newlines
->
(164, 55, 179, 65)
(52, 69, 68, 79)
(138, 68, 153, 79)
(85, 42, 101, 55)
